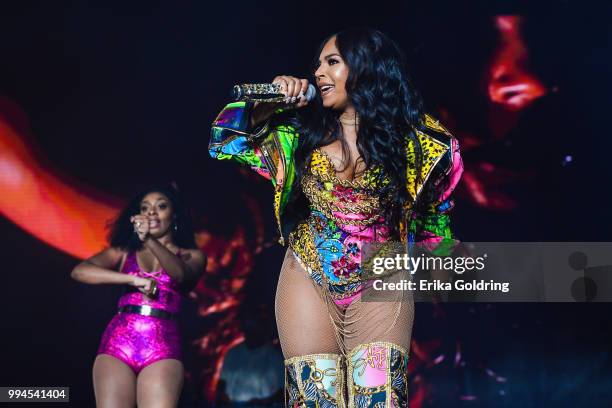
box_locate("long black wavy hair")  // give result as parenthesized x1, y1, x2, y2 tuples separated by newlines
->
(282, 28, 430, 239)
(107, 184, 198, 252)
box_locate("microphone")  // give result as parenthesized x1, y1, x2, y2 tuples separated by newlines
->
(231, 83, 317, 103)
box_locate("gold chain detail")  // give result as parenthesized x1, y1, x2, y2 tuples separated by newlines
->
(301, 175, 381, 226)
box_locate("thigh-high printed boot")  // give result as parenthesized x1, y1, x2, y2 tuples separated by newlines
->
(284, 353, 346, 408)
(346, 342, 409, 408)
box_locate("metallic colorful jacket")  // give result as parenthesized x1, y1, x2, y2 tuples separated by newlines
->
(209, 101, 463, 254)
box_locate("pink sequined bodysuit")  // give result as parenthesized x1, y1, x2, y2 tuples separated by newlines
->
(97, 251, 182, 373)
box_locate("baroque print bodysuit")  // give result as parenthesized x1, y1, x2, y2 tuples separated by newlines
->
(288, 149, 392, 308)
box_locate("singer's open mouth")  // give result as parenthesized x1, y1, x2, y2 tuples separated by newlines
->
(320, 85, 334, 96)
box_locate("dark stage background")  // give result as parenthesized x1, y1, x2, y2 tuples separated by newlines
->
(1, 1, 612, 406)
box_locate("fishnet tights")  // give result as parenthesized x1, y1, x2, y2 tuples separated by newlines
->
(275, 249, 414, 359)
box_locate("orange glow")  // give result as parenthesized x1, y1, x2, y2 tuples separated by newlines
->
(0, 110, 121, 259)
(488, 16, 547, 110)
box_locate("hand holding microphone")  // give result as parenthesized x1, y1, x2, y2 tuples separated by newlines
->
(232, 76, 316, 108)
(272, 75, 315, 108)
(232, 76, 316, 127)
(131, 276, 158, 297)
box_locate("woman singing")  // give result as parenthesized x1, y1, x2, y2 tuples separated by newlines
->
(71, 184, 206, 407)
(209, 28, 463, 407)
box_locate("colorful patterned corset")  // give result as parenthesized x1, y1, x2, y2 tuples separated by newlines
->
(289, 149, 393, 304)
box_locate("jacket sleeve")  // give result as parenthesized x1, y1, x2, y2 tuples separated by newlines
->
(412, 136, 463, 256)
(209, 101, 279, 181)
